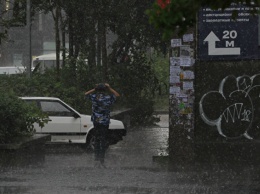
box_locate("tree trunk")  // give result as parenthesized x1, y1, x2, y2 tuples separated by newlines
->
(101, 22, 108, 81)
(97, 20, 102, 67)
(67, 10, 78, 80)
(68, 11, 74, 57)
(62, 30, 65, 67)
(88, 19, 96, 71)
(59, 10, 66, 69)
(55, 6, 61, 80)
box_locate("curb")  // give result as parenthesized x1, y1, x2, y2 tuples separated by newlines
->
(0, 134, 51, 150)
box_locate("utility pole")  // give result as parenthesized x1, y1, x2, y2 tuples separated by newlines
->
(26, 0, 31, 78)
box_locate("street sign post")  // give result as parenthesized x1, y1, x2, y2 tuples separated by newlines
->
(198, 3, 260, 61)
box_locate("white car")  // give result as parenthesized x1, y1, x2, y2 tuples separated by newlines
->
(21, 97, 126, 149)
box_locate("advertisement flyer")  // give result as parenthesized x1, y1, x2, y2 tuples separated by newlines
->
(171, 39, 182, 47)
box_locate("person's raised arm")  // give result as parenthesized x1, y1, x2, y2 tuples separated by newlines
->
(85, 88, 95, 96)
(105, 83, 120, 97)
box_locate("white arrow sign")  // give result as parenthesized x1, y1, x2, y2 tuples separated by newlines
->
(204, 31, 240, 55)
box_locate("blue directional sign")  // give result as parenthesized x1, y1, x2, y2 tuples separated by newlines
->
(198, 3, 260, 60)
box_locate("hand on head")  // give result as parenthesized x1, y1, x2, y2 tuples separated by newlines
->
(95, 83, 107, 91)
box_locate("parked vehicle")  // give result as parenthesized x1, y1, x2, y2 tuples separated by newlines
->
(32, 53, 88, 73)
(32, 53, 65, 73)
(21, 97, 126, 149)
(0, 66, 26, 75)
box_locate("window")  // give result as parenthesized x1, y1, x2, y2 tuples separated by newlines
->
(40, 101, 74, 117)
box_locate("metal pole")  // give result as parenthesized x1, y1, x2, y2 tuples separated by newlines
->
(26, 0, 31, 78)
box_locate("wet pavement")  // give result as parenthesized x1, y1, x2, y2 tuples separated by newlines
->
(1, 114, 260, 194)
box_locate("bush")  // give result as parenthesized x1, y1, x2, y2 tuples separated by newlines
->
(0, 91, 47, 144)
(129, 97, 160, 126)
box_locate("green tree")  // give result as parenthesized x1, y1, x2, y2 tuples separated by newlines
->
(0, 0, 27, 43)
(56, 0, 168, 81)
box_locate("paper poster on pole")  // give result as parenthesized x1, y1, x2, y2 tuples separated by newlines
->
(183, 81, 194, 90)
(191, 58, 196, 65)
(171, 39, 182, 47)
(170, 76, 180, 84)
(170, 86, 180, 95)
(183, 70, 195, 79)
(182, 97, 188, 102)
(170, 57, 180, 66)
(170, 65, 181, 76)
(180, 46, 191, 57)
(180, 57, 192, 66)
(177, 93, 188, 98)
(183, 33, 193, 42)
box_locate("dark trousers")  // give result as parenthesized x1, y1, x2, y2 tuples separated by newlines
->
(93, 123, 108, 163)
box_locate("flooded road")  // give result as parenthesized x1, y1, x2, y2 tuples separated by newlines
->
(1, 114, 260, 193)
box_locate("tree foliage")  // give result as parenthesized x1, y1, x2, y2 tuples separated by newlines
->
(150, 52, 169, 95)
(32, 0, 168, 79)
(0, 89, 48, 144)
(0, 0, 26, 43)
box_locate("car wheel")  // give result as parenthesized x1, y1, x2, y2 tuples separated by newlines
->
(88, 134, 96, 151)
(84, 132, 95, 152)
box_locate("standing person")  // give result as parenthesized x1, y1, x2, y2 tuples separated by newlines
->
(85, 83, 120, 167)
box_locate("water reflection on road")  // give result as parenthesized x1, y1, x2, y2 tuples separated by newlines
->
(1, 114, 260, 193)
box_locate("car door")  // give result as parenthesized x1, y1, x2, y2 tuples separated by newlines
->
(39, 100, 82, 142)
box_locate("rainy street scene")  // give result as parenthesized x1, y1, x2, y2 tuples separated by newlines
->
(1, 114, 259, 194)
(2, 0, 260, 194)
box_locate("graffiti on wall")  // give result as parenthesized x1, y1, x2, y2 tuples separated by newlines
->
(199, 74, 260, 139)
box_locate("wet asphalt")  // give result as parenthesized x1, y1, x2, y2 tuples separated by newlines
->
(1, 114, 260, 194)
